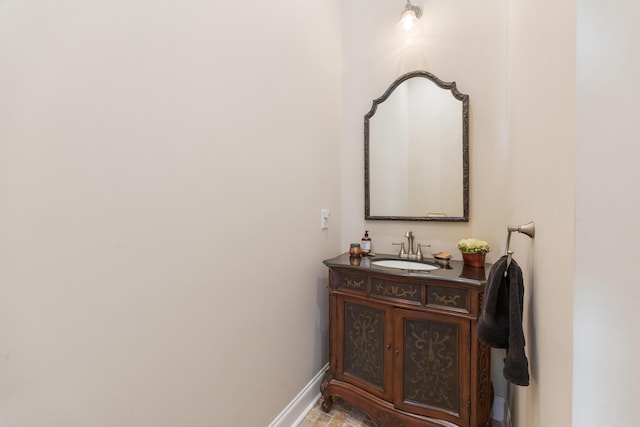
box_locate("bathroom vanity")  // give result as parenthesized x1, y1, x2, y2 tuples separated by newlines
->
(321, 253, 491, 427)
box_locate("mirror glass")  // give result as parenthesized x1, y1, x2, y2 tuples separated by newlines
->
(365, 71, 469, 221)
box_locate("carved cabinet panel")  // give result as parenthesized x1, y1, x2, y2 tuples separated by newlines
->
(336, 296, 394, 401)
(394, 309, 470, 426)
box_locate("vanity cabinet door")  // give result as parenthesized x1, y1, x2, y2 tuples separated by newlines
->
(335, 295, 394, 401)
(393, 309, 471, 427)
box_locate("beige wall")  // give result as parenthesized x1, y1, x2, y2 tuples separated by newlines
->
(340, 0, 510, 265)
(2, 1, 636, 426)
(507, 0, 575, 426)
(574, 1, 640, 426)
(341, 0, 514, 402)
(0, 1, 341, 425)
(342, 1, 575, 426)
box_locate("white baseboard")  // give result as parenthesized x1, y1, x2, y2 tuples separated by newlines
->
(492, 396, 505, 423)
(268, 363, 328, 427)
(270, 365, 514, 427)
(492, 396, 514, 427)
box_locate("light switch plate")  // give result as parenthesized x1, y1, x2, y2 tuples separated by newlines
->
(321, 208, 330, 229)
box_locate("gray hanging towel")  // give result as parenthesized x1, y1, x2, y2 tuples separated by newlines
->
(477, 255, 530, 386)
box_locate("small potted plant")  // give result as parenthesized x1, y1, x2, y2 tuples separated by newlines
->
(457, 238, 491, 268)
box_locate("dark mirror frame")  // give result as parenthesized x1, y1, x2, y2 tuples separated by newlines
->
(364, 70, 469, 221)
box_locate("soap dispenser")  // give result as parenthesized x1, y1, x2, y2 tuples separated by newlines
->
(361, 231, 372, 256)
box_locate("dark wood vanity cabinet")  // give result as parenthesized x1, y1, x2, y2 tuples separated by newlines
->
(321, 255, 492, 427)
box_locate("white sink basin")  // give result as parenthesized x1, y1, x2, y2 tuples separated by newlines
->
(371, 259, 438, 271)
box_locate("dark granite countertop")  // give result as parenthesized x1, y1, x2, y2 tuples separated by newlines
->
(323, 252, 490, 286)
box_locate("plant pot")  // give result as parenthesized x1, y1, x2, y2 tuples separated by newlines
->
(462, 253, 486, 268)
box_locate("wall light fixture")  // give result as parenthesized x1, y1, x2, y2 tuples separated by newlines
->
(397, 0, 423, 43)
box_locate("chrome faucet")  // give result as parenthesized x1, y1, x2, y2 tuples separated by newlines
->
(405, 231, 416, 259)
(397, 231, 429, 260)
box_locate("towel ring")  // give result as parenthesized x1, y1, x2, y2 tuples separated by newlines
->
(505, 221, 535, 274)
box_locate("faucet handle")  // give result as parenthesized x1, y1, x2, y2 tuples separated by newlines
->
(416, 243, 430, 261)
(392, 242, 408, 258)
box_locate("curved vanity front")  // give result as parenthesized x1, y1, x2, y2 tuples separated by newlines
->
(321, 253, 492, 427)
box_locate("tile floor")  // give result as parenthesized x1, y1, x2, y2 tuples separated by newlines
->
(298, 397, 501, 427)
(297, 397, 374, 427)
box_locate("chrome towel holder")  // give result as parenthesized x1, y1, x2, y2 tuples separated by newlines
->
(505, 221, 536, 273)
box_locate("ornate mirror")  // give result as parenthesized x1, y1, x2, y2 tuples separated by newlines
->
(365, 70, 469, 221)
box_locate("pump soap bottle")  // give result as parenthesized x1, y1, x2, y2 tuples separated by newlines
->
(361, 230, 372, 256)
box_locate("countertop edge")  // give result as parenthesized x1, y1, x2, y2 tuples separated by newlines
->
(323, 252, 490, 286)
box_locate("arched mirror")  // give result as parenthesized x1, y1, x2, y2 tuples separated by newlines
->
(365, 70, 469, 221)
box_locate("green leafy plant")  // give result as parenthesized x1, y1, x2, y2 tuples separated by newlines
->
(457, 238, 491, 254)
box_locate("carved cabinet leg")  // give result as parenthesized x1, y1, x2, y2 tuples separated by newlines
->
(320, 369, 333, 412)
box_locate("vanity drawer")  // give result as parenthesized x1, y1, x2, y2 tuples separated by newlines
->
(426, 284, 470, 313)
(337, 272, 368, 294)
(370, 278, 422, 304)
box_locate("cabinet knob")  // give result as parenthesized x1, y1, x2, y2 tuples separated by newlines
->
(386, 344, 391, 351)
(395, 349, 400, 356)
